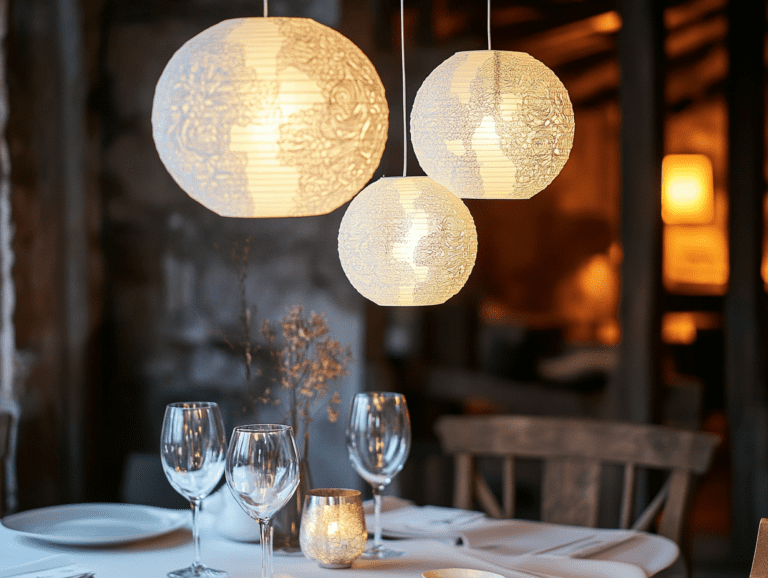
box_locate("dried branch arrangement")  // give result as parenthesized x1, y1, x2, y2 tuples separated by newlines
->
(258, 305, 352, 456)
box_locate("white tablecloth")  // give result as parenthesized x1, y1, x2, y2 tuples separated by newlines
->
(0, 504, 682, 578)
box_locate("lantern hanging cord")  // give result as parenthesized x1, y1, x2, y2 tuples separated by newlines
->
(487, 0, 491, 50)
(264, 0, 268, 17)
(400, 0, 407, 177)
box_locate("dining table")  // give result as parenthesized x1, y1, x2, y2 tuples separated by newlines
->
(0, 493, 686, 578)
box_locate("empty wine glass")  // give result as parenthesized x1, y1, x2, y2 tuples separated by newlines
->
(161, 402, 228, 578)
(346, 392, 411, 559)
(225, 424, 300, 578)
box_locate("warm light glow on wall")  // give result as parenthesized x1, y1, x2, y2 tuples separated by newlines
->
(577, 254, 613, 300)
(663, 226, 728, 293)
(338, 177, 477, 306)
(152, 18, 388, 217)
(662, 312, 721, 345)
(410, 51, 574, 199)
(589, 11, 622, 34)
(662, 312, 698, 345)
(661, 154, 715, 225)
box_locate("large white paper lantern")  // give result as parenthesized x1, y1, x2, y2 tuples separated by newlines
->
(338, 176, 478, 306)
(411, 50, 574, 200)
(152, 18, 388, 217)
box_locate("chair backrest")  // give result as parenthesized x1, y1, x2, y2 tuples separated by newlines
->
(751, 518, 768, 577)
(435, 414, 720, 544)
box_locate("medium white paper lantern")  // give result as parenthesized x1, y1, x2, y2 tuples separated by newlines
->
(338, 176, 478, 306)
(411, 50, 574, 200)
(152, 18, 388, 218)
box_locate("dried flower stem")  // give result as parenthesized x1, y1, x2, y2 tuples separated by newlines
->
(260, 305, 351, 456)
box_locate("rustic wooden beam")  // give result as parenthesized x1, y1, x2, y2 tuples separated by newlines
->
(725, 0, 768, 565)
(56, 0, 89, 503)
(613, 0, 664, 423)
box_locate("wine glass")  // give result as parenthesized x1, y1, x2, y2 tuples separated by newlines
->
(160, 402, 228, 578)
(346, 392, 411, 559)
(225, 424, 300, 578)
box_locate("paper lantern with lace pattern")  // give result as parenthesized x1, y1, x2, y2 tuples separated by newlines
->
(338, 176, 478, 306)
(152, 17, 388, 217)
(411, 50, 574, 200)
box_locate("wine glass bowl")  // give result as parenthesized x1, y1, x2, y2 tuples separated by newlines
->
(160, 401, 229, 578)
(346, 392, 411, 559)
(225, 424, 301, 578)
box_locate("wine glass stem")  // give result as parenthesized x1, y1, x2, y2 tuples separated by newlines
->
(191, 498, 202, 569)
(372, 486, 383, 549)
(260, 517, 274, 578)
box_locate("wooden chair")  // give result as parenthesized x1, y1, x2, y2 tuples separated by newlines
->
(751, 519, 768, 577)
(435, 414, 720, 544)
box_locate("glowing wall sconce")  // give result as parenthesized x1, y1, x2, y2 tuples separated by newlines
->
(661, 154, 715, 225)
(152, 18, 388, 218)
(338, 177, 478, 306)
(661, 154, 725, 294)
(410, 50, 574, 199)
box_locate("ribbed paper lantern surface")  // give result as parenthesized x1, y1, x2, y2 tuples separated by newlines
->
(411, 50, 574, 200)
(152, 18, 388, 217)
(338, 177, 478, 306)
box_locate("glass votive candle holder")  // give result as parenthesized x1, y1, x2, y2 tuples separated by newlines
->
(299, 488, 367, 568)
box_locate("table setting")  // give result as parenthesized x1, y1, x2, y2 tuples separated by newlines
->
(0, 395, 682, 578)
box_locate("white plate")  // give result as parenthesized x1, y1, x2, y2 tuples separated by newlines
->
(423, 570, 504, 578)
(2, 503, 188, 545)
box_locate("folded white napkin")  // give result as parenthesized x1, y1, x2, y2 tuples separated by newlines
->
(459, 520, 637, 559)
(392, 506, 485, 531)
(459, 521, 652, 578)
(496, 555, 648, 578)
(410, 537, 649, 578)
(460, 519, 589, 554)
(206, 486, 260, 542)
(533, 530, 638, 558)
(369, 504, 486, 539)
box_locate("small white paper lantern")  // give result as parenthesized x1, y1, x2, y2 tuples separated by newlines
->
(152, 17, 388, 218)
(338, 176, 478, 306)
(411, 50, 574, 200)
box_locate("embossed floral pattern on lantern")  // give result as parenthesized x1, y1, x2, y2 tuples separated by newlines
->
(411, 50, 574, 200)
(152, 18, 388, 218)
(338, 177, 478, 306)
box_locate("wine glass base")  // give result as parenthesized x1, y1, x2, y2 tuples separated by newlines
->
(359, 545, 405, 560)
(167, 564, 229, 578)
